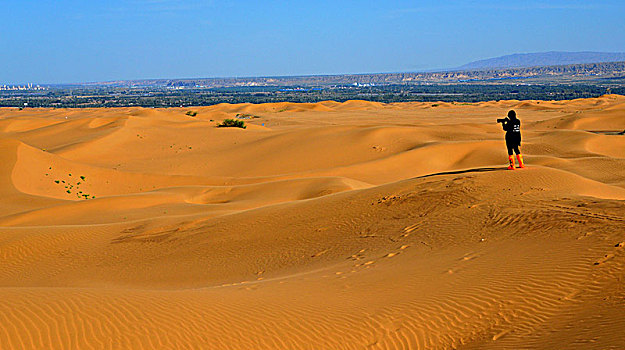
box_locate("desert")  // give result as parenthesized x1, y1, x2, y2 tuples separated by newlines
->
(0, 95, 624, 349)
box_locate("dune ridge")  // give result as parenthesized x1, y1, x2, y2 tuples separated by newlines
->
(1, 95, 624, 349)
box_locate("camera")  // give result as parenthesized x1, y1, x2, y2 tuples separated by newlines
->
(497, 117, 509, 123)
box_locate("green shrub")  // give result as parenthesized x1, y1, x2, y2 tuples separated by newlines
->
(218, 119, 246, 129)
(186, 111, 198, 117)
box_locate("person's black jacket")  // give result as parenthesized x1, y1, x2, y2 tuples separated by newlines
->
(502, 118, 521, 146)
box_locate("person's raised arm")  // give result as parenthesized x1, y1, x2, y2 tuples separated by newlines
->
(502, 119, 511, 131)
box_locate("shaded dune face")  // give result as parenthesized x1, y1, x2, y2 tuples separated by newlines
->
(0, 96, 625, 349)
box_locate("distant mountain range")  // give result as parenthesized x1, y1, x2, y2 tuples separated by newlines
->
(79, 61, 625, 88)
(30, 51, 625, 88)
(456, 51, 625, 70)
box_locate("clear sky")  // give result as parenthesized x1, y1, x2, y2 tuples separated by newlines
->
(2, 0, 624, 84)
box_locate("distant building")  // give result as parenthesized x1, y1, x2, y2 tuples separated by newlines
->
(0, 84, 46, 91)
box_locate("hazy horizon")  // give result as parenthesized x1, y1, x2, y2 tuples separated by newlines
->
(2, 0, 624, 85)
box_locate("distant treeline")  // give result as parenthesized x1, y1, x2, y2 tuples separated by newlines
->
(1, 84, 623, 108)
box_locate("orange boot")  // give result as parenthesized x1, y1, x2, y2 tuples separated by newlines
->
(507, 155, 515, 170)
(516, 154, 525, 168)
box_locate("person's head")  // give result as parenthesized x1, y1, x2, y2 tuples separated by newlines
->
(508, 110, 517, 120)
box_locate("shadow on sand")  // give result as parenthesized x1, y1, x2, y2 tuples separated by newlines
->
(415, 167, 504, 179)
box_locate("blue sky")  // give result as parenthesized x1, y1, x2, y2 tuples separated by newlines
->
(1, 0, 624, 84)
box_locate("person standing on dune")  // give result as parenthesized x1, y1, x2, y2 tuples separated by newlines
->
(499, 110, 524, 170)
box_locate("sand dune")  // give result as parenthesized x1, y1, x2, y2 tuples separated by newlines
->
(1, 95, 624, 349)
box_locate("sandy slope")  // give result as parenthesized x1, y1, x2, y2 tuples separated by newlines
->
(1, 95, 624, 349)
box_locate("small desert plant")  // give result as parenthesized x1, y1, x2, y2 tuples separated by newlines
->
(186, 111, 198, 117)
(218, 119, 246, 129)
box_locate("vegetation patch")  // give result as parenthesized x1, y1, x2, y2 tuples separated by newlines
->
(52, 173, 95, 200)
(218, 119, 246, 129)
(185, 111, 198, 117)
(235, 113, 260, 119)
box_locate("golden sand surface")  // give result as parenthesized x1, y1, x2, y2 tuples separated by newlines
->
(1, 96, 624, 349)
